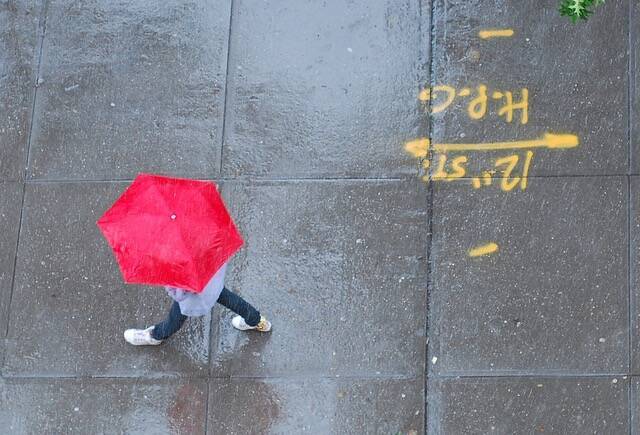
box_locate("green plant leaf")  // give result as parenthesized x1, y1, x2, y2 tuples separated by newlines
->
(559, 0, 604, 22)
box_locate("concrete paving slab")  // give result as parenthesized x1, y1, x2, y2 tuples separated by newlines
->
(429, 177, 628, 375)
(0, 378, 207, 434)
(3, 182, 210, 376)
(27, 0, 231, 180)
(221, 0, 426, 178)
(428, 377, 629, 434)
(208, 377, 423, 434)
(428, 0, 627, 177)
(210, 180, 428, 377)
(0, 0, 40, 181)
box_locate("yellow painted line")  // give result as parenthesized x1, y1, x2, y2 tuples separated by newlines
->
(478, 29, 515, 39)
(404, 138, 430, 158)
(468, 242, 499, 257)
(434, 133, 579, 152)
(404, 133, 579, 156)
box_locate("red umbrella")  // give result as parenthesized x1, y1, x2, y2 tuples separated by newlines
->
(97, 173, 243, 293)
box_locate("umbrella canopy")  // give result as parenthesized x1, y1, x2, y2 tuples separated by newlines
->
(97, 173, 243, 293)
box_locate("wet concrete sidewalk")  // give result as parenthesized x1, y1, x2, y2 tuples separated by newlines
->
(0, 0, 637, 433)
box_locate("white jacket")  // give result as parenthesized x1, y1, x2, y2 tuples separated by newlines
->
(165, 263, 227, 316)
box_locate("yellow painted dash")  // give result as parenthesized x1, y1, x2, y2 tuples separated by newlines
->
(468, 242, 499, 257)
(478, 29, 515, 39)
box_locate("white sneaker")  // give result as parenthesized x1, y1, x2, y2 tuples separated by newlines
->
(124, 326, 162, 346)
(231, 315, 272, 332)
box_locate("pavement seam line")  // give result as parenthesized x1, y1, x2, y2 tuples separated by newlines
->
(23, 176, 410, 184)
(0, 373, 420, 381)
(204, 306, 223, 434)
(3, 0, 49, 344)
(423, 0, 437, 432)
(628, 176, 633, 435)
(217, 0, 236, 178)
(204, 376, 211, 435)
(628, 3, 634, 433)
(631, 371, 637, 433)
(629, 175, 633, 366)
(429, 373, 634, 379)
(24, 0, 49, 181)
(628, 0, 633, 176)
(22, 173, 637, 184)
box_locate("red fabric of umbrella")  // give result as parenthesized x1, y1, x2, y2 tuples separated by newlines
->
(97, 173, 243, 293)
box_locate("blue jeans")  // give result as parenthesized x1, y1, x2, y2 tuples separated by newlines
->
(152, 287, 261, 340)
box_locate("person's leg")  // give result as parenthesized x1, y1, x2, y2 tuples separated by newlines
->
(124, 301, 188, 346)
(217, 287, 261, 326)
(151, 301, 188, 340)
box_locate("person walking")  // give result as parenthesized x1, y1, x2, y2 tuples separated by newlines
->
(96, 173, 272, 347)
(123, 263, 271, 346)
